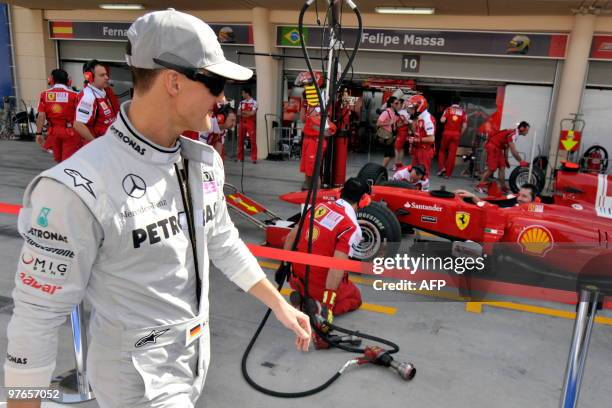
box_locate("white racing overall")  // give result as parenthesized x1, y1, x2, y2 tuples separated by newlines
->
(5, 102, 265, 407)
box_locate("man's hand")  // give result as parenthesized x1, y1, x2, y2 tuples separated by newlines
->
(36, 135, 45, 147)
(505, 158, 511, 168)
(249, 278, 311, 351)
(519, 160, 529, 167)
(272, 301, 311, 351)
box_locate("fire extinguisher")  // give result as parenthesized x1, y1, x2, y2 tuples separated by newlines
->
(582, 145, 609, 174)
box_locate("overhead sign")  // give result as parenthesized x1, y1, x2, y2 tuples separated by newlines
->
(591, 35, 612, 60)
(276, 26, 568, 59)
(559, 130, 582, 152)
(50, 21, 253, 45)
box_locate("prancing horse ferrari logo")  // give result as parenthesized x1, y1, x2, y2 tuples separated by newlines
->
(455, 212, 470, 231)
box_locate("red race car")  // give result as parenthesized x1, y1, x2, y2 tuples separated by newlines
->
(262, 162, 612, 291)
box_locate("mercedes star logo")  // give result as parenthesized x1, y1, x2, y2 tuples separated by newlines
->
(122, 174, 147, 198)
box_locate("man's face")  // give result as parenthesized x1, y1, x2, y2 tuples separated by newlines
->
(392, 100, 401, 110)
(407, 106, 416, 117)
(176, 74, 224, 132)
(410, 169, 423, 183)
(517, 187, 534, 204)
(93, 65, 109, 89)
(241, 91, 248, 99)
(519, 126, 530, 136)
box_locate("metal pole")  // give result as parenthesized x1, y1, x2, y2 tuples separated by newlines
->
(51, 302, 95, 403)
(528, 131, 537, 182)
(559, 287, 600, 408)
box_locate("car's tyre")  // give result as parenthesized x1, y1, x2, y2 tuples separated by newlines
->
(509, 165, 546, 194)
(357, 162, 388, 185)
(379, 180, 417, 189)
(353, 202, 402, 261)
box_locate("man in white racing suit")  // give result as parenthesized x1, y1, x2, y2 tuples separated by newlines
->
(4, 10, 311, 408)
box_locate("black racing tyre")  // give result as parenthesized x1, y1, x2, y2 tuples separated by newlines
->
(508, 165, 546, 194)
(357, 162, 388, 185)
(379, 180, 418, 189)
(354, 202, 402, 261)
(532, 155, 549, 171)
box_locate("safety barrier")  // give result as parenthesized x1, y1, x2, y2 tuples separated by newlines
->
(1, 202, 610, 407)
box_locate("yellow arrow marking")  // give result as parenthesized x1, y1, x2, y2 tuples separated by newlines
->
(228, 194, 258, 213)
(561, 139, 578, 151)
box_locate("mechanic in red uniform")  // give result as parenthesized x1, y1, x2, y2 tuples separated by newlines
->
(204, 105, 236, 160)
(392, 163, 429, 190)
(284, 177, 368, 349)
(73, 60, 117, 143)
(406, 94, 436, 176)
(35, 69, 79, 162)
(300, 105, 336, 190)
(438, 97, 468, 178)
(237, 87, 258, 163)
(476, 121, 530, 194)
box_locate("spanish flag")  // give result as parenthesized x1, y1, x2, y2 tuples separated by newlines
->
(50, 22, 74, 39)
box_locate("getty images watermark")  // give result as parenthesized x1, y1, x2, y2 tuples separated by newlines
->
(370, 254, 486, 292)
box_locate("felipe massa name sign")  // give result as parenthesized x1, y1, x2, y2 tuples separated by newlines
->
(49, 21, 254, 45)
(277, 26, 568, 59)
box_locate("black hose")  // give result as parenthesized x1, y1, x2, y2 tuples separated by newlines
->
(240, 1, 401, 398)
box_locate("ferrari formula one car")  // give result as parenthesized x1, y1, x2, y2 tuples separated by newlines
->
(258, 162, 612, 292)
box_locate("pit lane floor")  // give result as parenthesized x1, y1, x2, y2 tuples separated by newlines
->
(0, 140, 611, 408)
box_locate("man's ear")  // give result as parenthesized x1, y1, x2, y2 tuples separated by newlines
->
(164, 70, 181, 97)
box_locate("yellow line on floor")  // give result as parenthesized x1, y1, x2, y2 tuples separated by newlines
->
(278, 288, 397, 316)
(466, 301, 612, 326)
(259, 262, 612, 324)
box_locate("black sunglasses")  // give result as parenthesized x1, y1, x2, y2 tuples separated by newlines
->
(153, 58, 226, 96)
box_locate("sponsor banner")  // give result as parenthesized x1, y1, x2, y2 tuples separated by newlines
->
(49, 21, 253, 45)
(591, 35, 612, 60)
(276, 26, 568, 59)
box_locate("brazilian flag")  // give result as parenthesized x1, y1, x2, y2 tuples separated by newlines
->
(280, 26, 309, 47)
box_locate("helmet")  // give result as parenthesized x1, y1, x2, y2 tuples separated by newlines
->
(507, 35, 531, 55)
(406, 94, 428, 115)
(295, 71, 324, 88)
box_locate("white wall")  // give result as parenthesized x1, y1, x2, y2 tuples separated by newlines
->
(581, 88, 612, 169)
(500, 85, 553, 172)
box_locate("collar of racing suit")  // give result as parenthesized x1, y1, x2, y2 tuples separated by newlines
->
(335, 198, 358, 227)
(51, 84, 71, 91)
(335, 198, 363, 242)
(87, 83, 107, 98)
(109, 101, 182, 165)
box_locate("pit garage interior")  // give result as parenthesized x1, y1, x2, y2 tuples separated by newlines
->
(1, 1, 612, 408)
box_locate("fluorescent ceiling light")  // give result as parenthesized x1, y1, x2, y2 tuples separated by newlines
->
(375, 7, 435, 15)
(99, 3, 144, 10)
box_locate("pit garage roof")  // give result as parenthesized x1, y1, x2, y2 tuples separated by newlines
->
(5, 0, 611, 16)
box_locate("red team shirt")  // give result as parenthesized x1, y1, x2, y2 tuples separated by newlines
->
(75, 85, 117, 138)
(487, 128, 518, 150)
(37, 84, 78, 127)
(37, 84, 79, 161)
(413, 111, 436, 146)
(239, 98, 257, 125)
(292, 199, 362, 280)
(441, 105, 467, 135)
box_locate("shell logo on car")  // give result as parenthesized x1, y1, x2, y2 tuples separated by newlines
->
(518, 225, 554, 256)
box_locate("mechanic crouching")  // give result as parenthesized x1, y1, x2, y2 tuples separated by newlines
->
(284, 177, 369, 348)
(392, 163, 429, 190)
